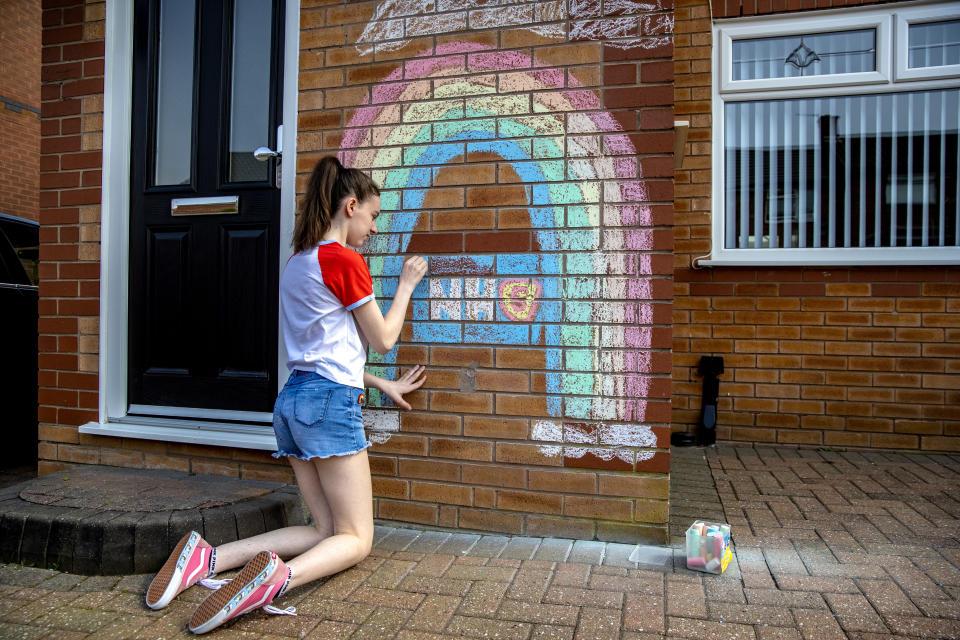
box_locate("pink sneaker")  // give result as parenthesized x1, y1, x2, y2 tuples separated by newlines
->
(146, 531, 214, 610)
(188, 550, 292, 635)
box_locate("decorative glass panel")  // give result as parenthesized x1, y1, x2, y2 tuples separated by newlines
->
(154, 0, 196, 186)
(909, 20, 960, 68)
(732, 29, 876, 80)
(227, 0, 274, 183)
(724, 89, 960, 249)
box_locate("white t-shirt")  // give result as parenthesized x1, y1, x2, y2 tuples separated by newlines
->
(280, 240, 374, 388)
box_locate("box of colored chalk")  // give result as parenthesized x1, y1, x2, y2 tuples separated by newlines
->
(685, 520, 732, 574)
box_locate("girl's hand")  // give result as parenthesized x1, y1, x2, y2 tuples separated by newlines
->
(379, 365, 426, 410)
(399, 256, 427, 291)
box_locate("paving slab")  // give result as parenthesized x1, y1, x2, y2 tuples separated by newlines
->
(2, 444, 959, 637)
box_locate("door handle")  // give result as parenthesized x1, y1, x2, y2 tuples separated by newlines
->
(253, 146, 279, 161)
(253, 125, 282, 188)
(253, 124, 282, 161)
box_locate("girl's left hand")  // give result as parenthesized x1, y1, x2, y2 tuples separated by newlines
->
(380, 365, 426, 410)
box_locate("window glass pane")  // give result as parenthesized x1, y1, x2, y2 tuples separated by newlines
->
(5, 224, 39, 286)
(724, 89, 960, 249)
(154, 0, 196, 186)
(228, 0, 274, 183)
(732, 29, 876, 80)
(909, 20, 960, 68)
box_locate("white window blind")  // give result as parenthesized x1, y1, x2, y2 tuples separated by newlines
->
(724, 89, 960, 250)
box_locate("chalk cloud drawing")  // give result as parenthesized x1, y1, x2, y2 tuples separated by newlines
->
(355, 0, 673, 54)
(337, 35, 667, 461)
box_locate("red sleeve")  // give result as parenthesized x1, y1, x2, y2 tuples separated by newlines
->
(318, 246, 374, 310)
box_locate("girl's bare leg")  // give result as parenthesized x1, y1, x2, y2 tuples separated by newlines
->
(284, 450, 373, 589)
(208, 456, 337, 572)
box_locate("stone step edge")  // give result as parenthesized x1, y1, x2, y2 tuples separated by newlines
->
(0, 486, 305, 576)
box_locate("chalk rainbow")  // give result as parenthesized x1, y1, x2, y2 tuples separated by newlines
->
(339, 42, 662, 446)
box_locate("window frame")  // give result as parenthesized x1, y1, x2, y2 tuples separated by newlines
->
(709, 2, 960, 267)
(895, 6, 960, 82)
(718, 14, 892, 93)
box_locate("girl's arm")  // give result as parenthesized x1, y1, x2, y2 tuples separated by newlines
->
(363, 366, 426, 411)
(352, 256, 426, 355)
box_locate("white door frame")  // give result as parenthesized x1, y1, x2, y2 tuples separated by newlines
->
(82, 0, 299, 449)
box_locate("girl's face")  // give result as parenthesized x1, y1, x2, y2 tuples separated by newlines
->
(344, 195, 380, 247)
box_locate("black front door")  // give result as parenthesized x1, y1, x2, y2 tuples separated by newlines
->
(129, 0, 284, 413)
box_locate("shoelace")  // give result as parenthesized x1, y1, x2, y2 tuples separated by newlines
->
(199, 577, 231, 589)
(263, 605, 297, 615)
(198, 577, 297, 616)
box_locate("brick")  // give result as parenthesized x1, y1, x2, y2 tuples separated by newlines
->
(471, 229, 540, 255)
(430, 391, 492, 414)
(564, 495, 632, 521)
(496, 394, 550, 417)
(398, 458, 460, 482)
(370, 434, 428, 456)
(606, 85, 674, 108)
(433, 209, 495, 230)
(378, 500, 438, 526)
(400, 411, 461, 435)
(466, 185, 529, 207)
(641, 60, 674, 83)
(430, 437, 493, 462)
(497, 489, 563, 515)
(921, 436, 960, 452)
(411, 481, 472, 506)
(496, 443, 562, 466)
(871, 433, 919, 449)
(431, 347, 493, 367)
(529, 470, 596, 494)
(373, 477, 409, 500)
(462, 463, 527, 488)
(406, 232, 463, 253)
(463, 416, 528, 439)
(603, 63, 636, 85)
(458, 508, 523, 535)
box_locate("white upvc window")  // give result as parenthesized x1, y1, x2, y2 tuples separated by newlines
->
(710, 2, 960, 266)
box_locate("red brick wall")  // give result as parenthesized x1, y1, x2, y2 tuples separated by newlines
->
(672, 0, 960, 451)
(0, 0, 41, 222)
(38, 0, 105, 474)
(710, 0, 897, 17)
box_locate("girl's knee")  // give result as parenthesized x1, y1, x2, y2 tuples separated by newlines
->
(357, 534, 373, 559)
(350, 530, 372, 562)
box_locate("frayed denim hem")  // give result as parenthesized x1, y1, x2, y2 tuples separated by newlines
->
(271, 441, 371, 461)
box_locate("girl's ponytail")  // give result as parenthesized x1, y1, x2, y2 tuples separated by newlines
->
(294, 156, 379, 252)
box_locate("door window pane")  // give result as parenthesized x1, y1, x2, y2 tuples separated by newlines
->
(732, 29, 876, 80)
(154, 0, 196, 186)
(228, 0, 274, 183)
(724, 89, 960, 249)
(909, 20, 960, 68)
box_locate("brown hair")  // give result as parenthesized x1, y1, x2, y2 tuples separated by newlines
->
(293, 156, 380, 252)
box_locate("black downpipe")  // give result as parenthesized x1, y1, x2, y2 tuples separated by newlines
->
(696, 356, 724, 446)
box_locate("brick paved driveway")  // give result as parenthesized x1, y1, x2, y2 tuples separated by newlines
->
(1, 444, 958, 639)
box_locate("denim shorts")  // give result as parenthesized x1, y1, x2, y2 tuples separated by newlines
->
(271, 370, 370, 461)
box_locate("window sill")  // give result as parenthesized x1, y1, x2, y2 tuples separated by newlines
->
(79, 416, 278, 451)
(700, 247, 960, 267)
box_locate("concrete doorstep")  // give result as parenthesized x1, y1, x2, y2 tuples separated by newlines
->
(0, 466, 306, 575)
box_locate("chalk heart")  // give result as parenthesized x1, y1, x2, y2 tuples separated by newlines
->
(498, 280, 542, 322)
